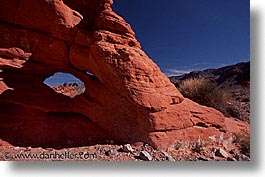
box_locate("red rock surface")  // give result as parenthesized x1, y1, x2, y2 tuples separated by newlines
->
(0, 0, 249, 150)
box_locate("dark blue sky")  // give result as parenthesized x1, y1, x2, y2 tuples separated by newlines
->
(113, 0, 250, 76)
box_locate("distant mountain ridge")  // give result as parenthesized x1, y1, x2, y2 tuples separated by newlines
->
(169, 61, 250, 89)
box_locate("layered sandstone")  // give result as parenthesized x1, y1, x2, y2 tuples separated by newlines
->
(0, 0, 249, 150)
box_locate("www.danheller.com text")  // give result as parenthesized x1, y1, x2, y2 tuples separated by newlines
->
(1, 151, 97, 160)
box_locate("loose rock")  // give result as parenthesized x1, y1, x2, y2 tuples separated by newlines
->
(162, 151, 175, 161)
(139, 151, 152, 161)
(105, 149, 118, 156)
(197, 157, 210, 161)
(229, 149, 237, 155)
(215, 148, 229, 158)
(123, 144, 134, 153)
(24, 147, 31, 151)
(227, 157, 237, 161)
(241, 154, 250, 161)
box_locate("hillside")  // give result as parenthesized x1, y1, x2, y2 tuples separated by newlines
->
(169, 62, 250, 122)
(170, 62, 250, 89)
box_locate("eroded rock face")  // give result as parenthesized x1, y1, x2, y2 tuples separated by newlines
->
(0, 0, 249, 150)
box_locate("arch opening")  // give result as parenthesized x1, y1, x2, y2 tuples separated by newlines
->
(44, 72, 85, 98)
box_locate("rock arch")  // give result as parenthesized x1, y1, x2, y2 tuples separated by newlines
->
(0, 0, 249, 150)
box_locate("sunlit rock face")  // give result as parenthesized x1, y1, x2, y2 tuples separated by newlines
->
(0, 0, 249, 150)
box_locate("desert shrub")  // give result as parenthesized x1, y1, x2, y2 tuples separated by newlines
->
(226, 106, 240, 118)
(179, 78, 225, 107)
(178, 78, 237, 118)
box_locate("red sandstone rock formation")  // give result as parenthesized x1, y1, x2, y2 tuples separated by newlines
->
(0, 0, 249, 150)
(51, 84, 85, 98)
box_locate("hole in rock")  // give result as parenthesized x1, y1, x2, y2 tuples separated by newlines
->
(44, 72, 85, 98)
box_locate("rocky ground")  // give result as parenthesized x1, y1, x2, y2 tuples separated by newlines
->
(0, 135, 250, 161)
